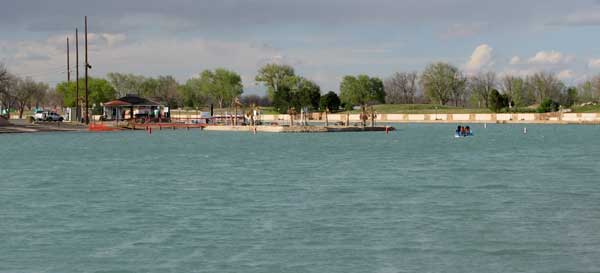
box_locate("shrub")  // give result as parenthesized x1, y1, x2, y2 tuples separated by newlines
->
(537, 98, 560, 113)
(488, 89, 510, 113)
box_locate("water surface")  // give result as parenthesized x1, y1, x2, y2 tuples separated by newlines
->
(1, 124, 600, 273)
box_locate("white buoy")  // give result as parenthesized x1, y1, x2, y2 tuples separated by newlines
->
(484, 123, 487, 129)
(523, 127, 527, 134)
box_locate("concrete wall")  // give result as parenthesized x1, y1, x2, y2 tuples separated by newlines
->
(259, 112, 600, 124)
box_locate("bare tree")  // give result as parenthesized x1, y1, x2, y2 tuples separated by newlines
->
(384, 72, 418, 104)
(0, 73, 19, 116)
(15, 78, 48, 119)
(586, 74, 600, 102)
(469, 71, 497, 108)
(449, 71, 468, 107)
(526, 72, 564, 104)
(45, 88, 64, 109)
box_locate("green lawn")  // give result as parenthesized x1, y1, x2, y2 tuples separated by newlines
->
(339, 104, 491, 114)
(571, 104, 600, 113)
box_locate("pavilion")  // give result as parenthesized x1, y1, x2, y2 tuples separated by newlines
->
(102, 94, 165, 121)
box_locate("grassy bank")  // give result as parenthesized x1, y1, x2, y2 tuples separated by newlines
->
(571, 104, 600, 113)
(339, 104, 490, 114)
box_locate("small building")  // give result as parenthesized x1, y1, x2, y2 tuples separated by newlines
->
(102, 94, 165, 121)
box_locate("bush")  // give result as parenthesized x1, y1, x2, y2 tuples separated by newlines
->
(537, 98, 560, 113)
(488, 89, 511, 113)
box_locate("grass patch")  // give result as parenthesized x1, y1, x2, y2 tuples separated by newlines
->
(571, 104, 600, 113)
(339, 104, 491, 114)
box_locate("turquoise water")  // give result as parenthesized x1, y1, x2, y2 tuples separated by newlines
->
(1, 124, 600, 273)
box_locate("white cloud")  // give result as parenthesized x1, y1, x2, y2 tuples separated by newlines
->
(557, 69, 575, 80)
(509, 56, 521, 65)
(465, 44, 494, 74)
(588, 58, 600, 69)
(527, 50, 574, 65)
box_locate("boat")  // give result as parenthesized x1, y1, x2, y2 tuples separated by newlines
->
(454, 132, 474, 138)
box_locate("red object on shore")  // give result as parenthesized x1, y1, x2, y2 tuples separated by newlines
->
(89, 123, 117, 132)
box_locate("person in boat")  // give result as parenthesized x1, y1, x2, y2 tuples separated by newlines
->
(456, 125, 462, 135)
(460, 126, 466, 136)
(465, 126, 471, 136)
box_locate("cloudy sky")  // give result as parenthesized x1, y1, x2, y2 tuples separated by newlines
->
(2, 0, 600, 93)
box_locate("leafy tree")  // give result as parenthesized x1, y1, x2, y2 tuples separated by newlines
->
(562, 87, 578, 107)
(420, 62, 462, 106)
(488, 89, 510, 113)
(339, 75, 385, 110)
(180, 77, 207, 108)
(319, 91, 341, 112)
(290, 76, 321, 111)
(191, 69, 243, 109)
(56, 78, 117, 109)
(501, 75, 533, 107)
(255, 64, 295, 101)
(106, 72, 146, 97)
(271, 76, 320, 113)
(155, 75, 182, 108)
(240, 94, 271, 107)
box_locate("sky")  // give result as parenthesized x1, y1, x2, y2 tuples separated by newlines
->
(2, 0, 600, 94)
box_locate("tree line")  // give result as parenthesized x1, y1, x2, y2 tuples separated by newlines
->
(390, 62, 596, 112)
(0, 64, 52, 118)
(3, 61, 600, 118)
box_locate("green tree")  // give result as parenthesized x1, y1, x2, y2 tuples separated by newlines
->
(255, 64, 295, 101)
(420, 62, 462, 106)
(537, 98, 560, 113)
(56, 78, 117, 109)
(501, 75, 532, 107)
(488, 89, 510, 113)
(181, 77, 207, 108)
(339, 75, 385, 110)
(562, 87, 578, 107)
(319, 91, 341, 112)
(289, 76, 321, 111)
(270, 76, 321, 113)
(192, 69, 243, 109)
(577, 80, 594, 103)
(106, 72, 146, 97)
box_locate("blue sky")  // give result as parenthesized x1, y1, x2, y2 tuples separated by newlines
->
(2, 0, 600, 94)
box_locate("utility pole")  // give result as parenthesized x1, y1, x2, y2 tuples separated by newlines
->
(75, 28, 80, 122)
(84, 16, 89, 124)
(66, 37, 70, 83)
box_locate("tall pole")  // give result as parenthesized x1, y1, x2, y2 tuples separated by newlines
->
(84, 16, 89, 124)
(66, 37, 70, 83)
(75, 28, 80, 122)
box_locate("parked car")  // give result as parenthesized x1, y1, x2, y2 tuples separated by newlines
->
(34, 110, 63, 122)
(46, 112, 64, 121)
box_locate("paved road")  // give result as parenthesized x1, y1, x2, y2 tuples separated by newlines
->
(0, 120, 87, 134)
